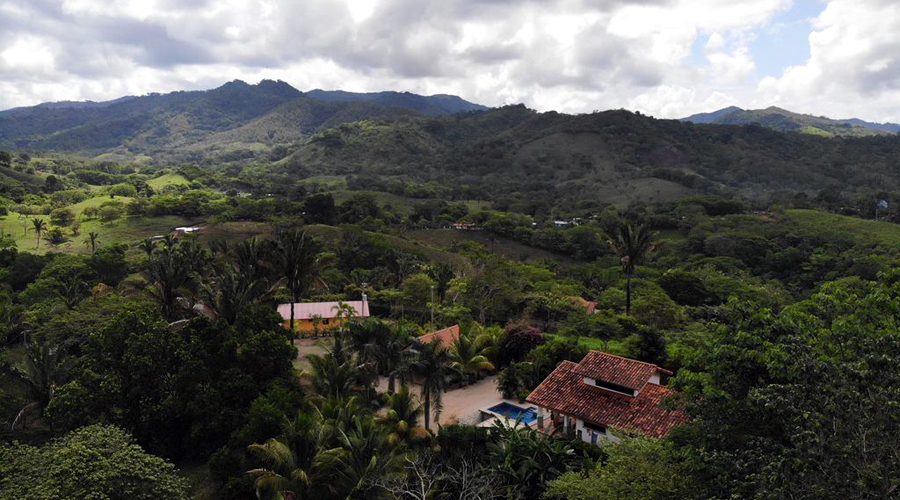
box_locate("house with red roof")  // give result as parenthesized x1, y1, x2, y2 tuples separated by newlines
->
(416, 324, 460, 350)
(526, 350, 686, 444)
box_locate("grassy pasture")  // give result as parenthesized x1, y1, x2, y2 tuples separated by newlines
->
(784, 209, 900, 247)
(147, 173, 190, 190)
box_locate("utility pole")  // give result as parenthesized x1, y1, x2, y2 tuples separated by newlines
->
(430, 285, 435, 325)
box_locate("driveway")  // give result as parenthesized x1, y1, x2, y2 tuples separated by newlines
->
(377, 375, 504, 426)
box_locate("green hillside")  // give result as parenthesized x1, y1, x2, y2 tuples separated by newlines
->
(683, 105, 898, 137)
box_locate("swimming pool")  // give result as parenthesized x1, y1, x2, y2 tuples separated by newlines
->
(488, 402, 538, 424)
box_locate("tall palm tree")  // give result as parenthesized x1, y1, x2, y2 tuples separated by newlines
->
(411, 339, 452, 432)
(449, 332, 495, 387)
(198, 264, 267, 324)
(380, 386, 428, 445)
(233, 237, 269, 284)
(346, 319, 384, 401)
(30, 218, 46, 248)
(605, 221, 657, 315)
(272, 229, 329, 335)
(428, 263, 456, 301)
(84, 232, 100, 254)
(143, 241, 196, 321)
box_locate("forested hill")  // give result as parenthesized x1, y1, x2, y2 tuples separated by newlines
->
(305, 89, 488, 115)
(280, 105, 900, 206)
(681, 105, 900, 137)
(7, 83, 900, 207)
(0, 80, 485, 154)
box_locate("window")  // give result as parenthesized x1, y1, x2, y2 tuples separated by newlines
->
(322, 318, 330, 325)
(591, 378, 636, 396)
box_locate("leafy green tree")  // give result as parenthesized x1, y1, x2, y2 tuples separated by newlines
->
(99, 204, 123, 223)
(49, 207, 74, 227)
(544, 437, 690, 500)
(0, 425, 189, 500)
(679, 277, 900, 499)
(605, 221, 656, 315)
(47, 308, 295, 459)
(44, 227, 66, 246)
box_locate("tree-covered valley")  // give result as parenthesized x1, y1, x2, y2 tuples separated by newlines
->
(1, 81, 899, 499)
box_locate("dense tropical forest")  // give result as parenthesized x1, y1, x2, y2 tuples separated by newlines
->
(1, 82, 899, 499)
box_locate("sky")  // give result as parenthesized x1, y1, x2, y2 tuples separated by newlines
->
(1, 0, 900, 122)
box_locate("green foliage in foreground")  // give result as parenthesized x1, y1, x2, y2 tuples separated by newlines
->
(0, 424, 189, 500)
(544, 437, 690, 500)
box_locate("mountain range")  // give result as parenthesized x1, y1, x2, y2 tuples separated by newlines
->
(681, 106, 900, 137)
(4, 81, 900, 206)
(0, 80, 487, 157)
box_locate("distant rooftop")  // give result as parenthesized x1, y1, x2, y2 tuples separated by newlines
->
(277, 300, 369, 321)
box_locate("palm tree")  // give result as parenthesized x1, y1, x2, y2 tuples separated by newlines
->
(411, 339, 452, 432)
(320, 416, 404, 500)
(143, 241, 196, 321)
(247, 411, 332, 500)
(59, 274, 86, 309)
(233, 237, 269, 284)
(428, 263, 456, 301)
(605, 221, 657, 315)
(198, 264, 267, 324)
(303, 353, 358, 400)
(346, 319, 384, 401)
(380, 386, 428, 445)
(4, 340, 67, 432)
(449, 332, 495, 387)
(382, 330, 413, 393)
(332, 301, 357, 335)
(138, 238, 157, 258)
(272, 229, 329, 335)
(30, 218, 46, 248)
(84, 232, 100, 254)
(470, 323, 505, 368)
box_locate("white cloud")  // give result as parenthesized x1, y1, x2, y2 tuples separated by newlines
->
(758, 0, 900, 122)
(0, 0, 898, 123)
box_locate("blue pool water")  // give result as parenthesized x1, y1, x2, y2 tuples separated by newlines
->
(488, 402, 538, 424)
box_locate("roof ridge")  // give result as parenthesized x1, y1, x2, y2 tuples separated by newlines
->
(585, 350, 664, 370)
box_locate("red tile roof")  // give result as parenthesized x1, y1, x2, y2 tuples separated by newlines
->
(575, 351, 671, 391)
(417, 324, 460, 349)
(527, 356, 686, 438)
